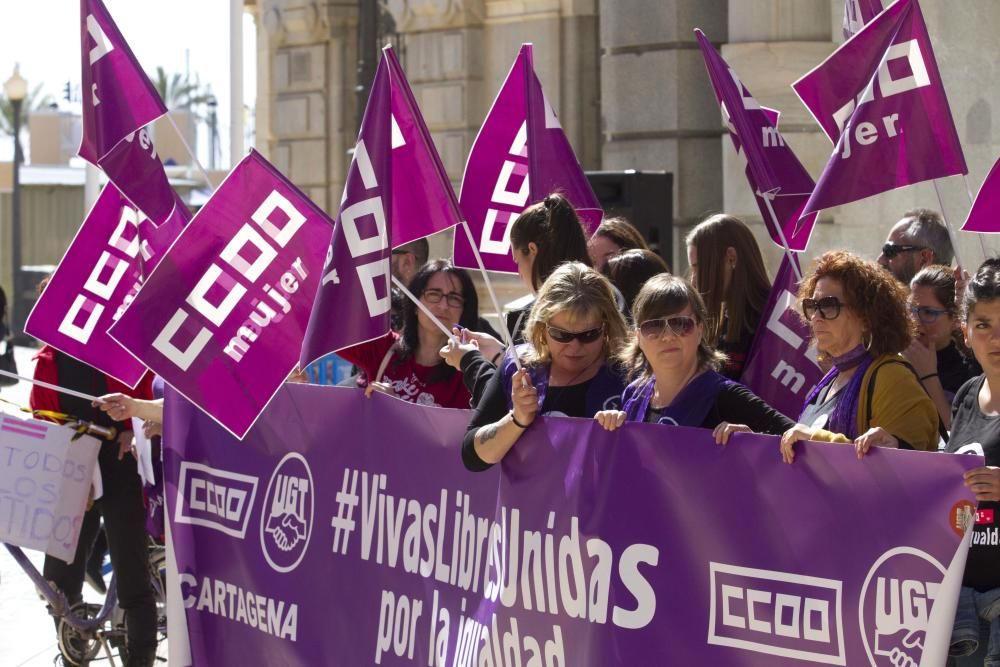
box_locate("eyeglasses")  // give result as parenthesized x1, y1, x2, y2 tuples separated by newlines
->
(802, 296, 846, 320)
(909, 305, 950, 324)
(638, 315, 697, 339)
(881, 242, 926, 260)
(546, 323, 605, 344)
(421, 288, 465, 309)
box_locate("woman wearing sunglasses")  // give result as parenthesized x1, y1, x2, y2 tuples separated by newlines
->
(593, 274, 795, 441)
(902, 265, 981, 429)
(338, 259, 483, 408)
(779, 251, 939, 462)
(461, 262, 628, 471)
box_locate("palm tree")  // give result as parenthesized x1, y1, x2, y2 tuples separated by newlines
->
(151, 67, 216, 120)
(0, 83, 55, 136)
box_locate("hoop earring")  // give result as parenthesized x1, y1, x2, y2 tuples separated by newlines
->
(863, 331, 873, 351)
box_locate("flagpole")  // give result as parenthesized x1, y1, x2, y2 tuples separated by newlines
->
(760, 193, 803, 283)
(459, 220, 515, 347)
(961, 174, 991, 259)
(0, 369, 103, 403)
(931, 179, 966, 270)
(166, 113, 215, 191)
(390, 276, 458, 343)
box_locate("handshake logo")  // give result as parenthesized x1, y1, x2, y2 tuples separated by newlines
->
(860, 547, 946, 667)
(259, 453, 314, 573)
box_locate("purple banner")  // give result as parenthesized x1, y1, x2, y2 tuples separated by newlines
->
(24, 183, 185, 387)
(844, 0, 884, 39)
(962, 155, 1000, 233)
(454, 44, 602, 274)
(108, 150, 332, 438)
(739, 255, 824, 420)
(300, 55, 393, 367)
(166, 385, 979, 665)
(79, 0, 166, 164)
(696, 30, 817, 252)
(794, 0, 967, 217)
(97, 125, 178, 226)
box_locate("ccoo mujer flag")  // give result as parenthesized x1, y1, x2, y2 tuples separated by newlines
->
(794, 0, 966, 217)
(843, 0, 884, 38)
(454, 44, 603, 274)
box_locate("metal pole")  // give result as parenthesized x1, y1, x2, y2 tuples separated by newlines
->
(230, 0, 245, 166)
(10, 97, 23, 339)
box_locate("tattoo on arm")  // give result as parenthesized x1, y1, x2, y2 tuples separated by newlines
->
(479, 423, 500, 444)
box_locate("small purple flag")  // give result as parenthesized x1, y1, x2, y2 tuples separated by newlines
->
(97, 125, 178, 226)
(108, 150, 333, 438)
(843, 0, 884, 39)
(962, 155, 1000, 233)
(739, 254, 823, 420)
(299, 56, 393, 367)
(454, 44, 603, 274)
(79, 0, 167, 164)
(24, 184, 186, 387)
(794, 0, 967, 217)
(695, 30, 817, 252)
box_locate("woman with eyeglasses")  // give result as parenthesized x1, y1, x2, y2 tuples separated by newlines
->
(337, 259, 482, 409)
(593, 274, 795, 441)
(779, 251, 939, 462)
(461, 262, 628, 471)
(902, 265, 981, 430)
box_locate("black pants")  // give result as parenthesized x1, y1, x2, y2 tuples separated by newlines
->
(44, 443, 156, 659)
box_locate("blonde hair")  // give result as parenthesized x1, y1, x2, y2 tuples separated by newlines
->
(520, 262, 628, 367)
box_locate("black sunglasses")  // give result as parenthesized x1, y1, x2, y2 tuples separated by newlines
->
(638, 315, 697, 338)
(909, 305, 950, 324)
(546, 323, 605, 344)
(802, 296, 846, 320)
(881, 242, 925, 260)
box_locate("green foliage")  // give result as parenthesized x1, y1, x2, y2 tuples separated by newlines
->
(0, 83, 55, 136)
(151, 66, 216, 120)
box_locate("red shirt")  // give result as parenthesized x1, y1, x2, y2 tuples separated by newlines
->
(337, 333, 471, 409)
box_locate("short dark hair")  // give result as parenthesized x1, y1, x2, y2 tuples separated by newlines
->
(394, 238, 430, 265)
(602, 249, 669, 321)
(509, 193, 591, 290)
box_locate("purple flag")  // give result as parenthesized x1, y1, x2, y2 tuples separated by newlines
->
(97, 124, 178, 226)
(962, 155, 1000, 233)
(696, 30, 817, 252)
(79, 0, 167, 164)
(384, 46, 462, 246)
(165, 385, 977, 665)
(299, 56, 393, 367)
(739, 255, 824, 419)
(24, 183, 186, 386)
(844, 0, 885, 39)
(454, 44, 603, 273)
(794, 0, 967, 217)
(108, 150, 333, 438)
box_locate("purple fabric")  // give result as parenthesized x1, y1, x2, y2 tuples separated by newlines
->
(498, 346, 625, 416)
(844, 0, 885, 39)
(164, 384, 980, 665)
(79, 0, 167, 164)
(794, 0, 967, 217)
(739, 255, 824, 419)
(97, 126, 177, 226)
(454, 44, 603, 274)
(107, 150, 333, 438)
(299, 55, 393, 368)
(800, 351, 875, 439)
(621, 371, 732, 426)
(695, 30, 817, 251)
(962, 155, 1000, 233)
(24, 183, 186, 386)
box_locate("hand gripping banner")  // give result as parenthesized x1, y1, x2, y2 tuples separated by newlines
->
(165, 385, 979, 666)
(695, 30, 818, 252)
(108, 150, 333, 438)
(454, 44, 603, 274)
(794, 0, 967, 217)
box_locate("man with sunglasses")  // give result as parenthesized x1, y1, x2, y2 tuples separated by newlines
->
(876, 209, 954, 285)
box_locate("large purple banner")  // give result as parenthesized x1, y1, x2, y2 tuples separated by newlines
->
(109, 150, 332, 438)
(165, 385, 979, 666)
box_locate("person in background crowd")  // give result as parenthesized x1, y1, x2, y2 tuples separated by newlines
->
(685, 213, 771, 380)
(943, 257, 1000, 666)
(903, 265, 981, 430)
(462, 263, 628, 471)
(506, 193, 592, 343)
(877, 208, 954, 285)
(390, 237, 430, 287)
(593, 274, 795, 441)
(602, 248, 670, 323)
(0, 285, 8, 341)
(779, 251, 940, 462)
(338, 259, 481, 408)
(587, 216, 650, 271)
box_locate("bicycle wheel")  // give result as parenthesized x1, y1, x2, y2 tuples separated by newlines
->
(57, 602, 103, 666)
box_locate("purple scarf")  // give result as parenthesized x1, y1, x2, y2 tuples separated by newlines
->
(800, 345, 873, 439)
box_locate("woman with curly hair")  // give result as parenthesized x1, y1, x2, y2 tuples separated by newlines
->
(779, 251, 940, 462)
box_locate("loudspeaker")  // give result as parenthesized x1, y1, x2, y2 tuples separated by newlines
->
(586, 171, 674, 267)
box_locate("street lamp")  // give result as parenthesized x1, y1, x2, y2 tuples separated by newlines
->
(4, 64, 27, 341)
